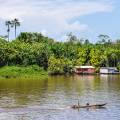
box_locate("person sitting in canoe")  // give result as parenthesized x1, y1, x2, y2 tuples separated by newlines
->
(86, 103, 90, 106)
(71, 100, 80, 108)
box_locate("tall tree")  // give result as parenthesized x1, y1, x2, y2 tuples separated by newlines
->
(67, 32, 78, 44)
(11, 18, 20, 39)
(98, 34, 111, 44)
(5, 20, 11, 41)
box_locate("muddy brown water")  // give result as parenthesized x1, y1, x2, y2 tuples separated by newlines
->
(0, 75, 120, 120)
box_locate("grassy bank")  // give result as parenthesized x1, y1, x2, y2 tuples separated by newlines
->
(0, 65, 48, 79)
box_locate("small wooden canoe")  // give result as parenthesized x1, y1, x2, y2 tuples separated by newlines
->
(71, 103, 107, 109)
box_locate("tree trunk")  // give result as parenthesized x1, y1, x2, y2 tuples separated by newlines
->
(7, 25, 10, 41)
(15, 25, 16, 39)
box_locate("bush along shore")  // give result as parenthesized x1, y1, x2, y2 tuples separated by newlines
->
(1, 32, 120, 77)
(0, 65, 48, 79)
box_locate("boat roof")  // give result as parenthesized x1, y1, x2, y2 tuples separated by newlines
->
(75, 66, 95, 68)
(100, 67, 117, 70)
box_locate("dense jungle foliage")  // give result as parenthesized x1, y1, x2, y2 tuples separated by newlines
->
(0, 32, 120, 74)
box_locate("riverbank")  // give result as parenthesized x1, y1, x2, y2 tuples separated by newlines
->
(0, 65, 48, 79)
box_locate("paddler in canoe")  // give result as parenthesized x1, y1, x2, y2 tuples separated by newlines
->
(71, 102, 107, 109)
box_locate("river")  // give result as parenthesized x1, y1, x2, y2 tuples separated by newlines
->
(0, 75, 120, 120)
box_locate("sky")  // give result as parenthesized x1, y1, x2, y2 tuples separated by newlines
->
(0, 0, 120, 42)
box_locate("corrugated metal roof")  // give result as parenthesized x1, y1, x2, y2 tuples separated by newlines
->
(100, 67, 117, 70)
(75, 66, 95, 68)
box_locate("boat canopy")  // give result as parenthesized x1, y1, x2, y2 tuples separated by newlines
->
(75, 66, 95, 69)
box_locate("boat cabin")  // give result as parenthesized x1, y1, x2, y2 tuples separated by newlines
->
(74, 66, 95, 74)
(100, 67, 119, 74)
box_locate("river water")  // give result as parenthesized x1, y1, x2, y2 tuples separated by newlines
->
(0, 75, 120, 120)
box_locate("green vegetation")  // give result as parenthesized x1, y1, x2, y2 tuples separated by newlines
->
(1, 26, 120, 76)
(0, 32, 120, 74)
(0, 65, 47, 79)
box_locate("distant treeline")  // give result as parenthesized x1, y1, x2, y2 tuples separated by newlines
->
(0, 32, 120, 74)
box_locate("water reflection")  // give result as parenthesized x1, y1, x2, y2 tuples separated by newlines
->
(0, 75, 120, 120)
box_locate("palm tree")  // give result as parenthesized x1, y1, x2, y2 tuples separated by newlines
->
(11, 18, 20, 39)
(5, 20, 11, 41)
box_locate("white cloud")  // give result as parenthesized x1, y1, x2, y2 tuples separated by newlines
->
(0, 0, 114, 40)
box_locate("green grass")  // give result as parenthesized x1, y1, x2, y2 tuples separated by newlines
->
(0, 65, 48, 79)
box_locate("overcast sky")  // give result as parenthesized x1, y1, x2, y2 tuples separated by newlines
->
(0, 0, 119, 42)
